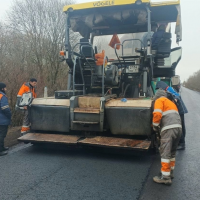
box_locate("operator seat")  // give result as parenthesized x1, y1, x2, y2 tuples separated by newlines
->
(154, 32, 172, 58)
(153, 32, 172, 67)
(80, 38, 94, 59)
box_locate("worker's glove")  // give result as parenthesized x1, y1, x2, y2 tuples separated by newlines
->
(153, 126, 159, 132)
(15, 97, 22, 111)
(153, 126, 161, 148)
(16, 97, 21, 107)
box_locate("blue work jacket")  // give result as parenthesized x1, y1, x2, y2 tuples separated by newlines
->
(167, 87, 188, 115)
(152, 30, 165, 47)
(0, 91, 11, 125)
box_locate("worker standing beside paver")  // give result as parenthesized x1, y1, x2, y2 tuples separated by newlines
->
(16, 78, 37, 135)
(152, 89, 182, 185)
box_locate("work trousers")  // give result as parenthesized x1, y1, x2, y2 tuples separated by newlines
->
(0, 125, 8, 152)
(160, 128, 182, 177)
(179, 114, 186, 144)
(21, 110, 30, 134)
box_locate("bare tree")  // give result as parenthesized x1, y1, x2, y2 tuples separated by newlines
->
(0, 0, 79, 125)
(185, 70, 200, 91)
(7, 0, 78, 92)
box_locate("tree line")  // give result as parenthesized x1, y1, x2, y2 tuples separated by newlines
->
(0, 0, 80, 126)
(184, 70, 200, 91)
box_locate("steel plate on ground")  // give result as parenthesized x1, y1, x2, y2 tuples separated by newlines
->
(78, 136, 151, 151)
(18, 133, 80, 145)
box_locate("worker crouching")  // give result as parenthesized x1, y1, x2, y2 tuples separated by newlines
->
(152, 89, 182, 185)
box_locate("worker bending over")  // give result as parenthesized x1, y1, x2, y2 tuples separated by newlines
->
(152, 89, 182, 185)
(156, 81, 188, 150)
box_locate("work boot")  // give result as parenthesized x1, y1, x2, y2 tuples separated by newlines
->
(21, 130, 30, 136)
(3, 147, 9, 151)
(21, 133, 25, 136)
(177, 143, 185, 150)
(153, 174, 172, 185)
(0, 150, 8, 156)
(170, 170, 174, 179)
(21, 132, 28, 136)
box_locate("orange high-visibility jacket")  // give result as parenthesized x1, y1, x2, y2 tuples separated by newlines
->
(153, 97, 181, 132)
(17, 82, 36, 98)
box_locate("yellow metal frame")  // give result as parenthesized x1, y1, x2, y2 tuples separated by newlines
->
(63, 0, 180, 12)
(151, 0, 180, 7)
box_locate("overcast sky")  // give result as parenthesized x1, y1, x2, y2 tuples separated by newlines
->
(0, 0, 199, 81)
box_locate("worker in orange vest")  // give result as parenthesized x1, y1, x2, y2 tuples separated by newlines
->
(17, 78, 37, 135)
(152, 89, 182, 185)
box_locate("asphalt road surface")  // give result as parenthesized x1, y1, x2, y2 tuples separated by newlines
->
(0, 87, 199, 200)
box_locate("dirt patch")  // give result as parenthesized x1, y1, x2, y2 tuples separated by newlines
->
(4, 126, 21, 147)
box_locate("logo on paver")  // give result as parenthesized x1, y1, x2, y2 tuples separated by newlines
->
(93, 1, 115, 7)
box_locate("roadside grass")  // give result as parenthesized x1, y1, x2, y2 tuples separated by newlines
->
(5, 126, 21, 147)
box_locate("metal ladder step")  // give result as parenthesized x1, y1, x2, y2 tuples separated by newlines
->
(72, 121, 99, 125)
(73, 57, 86, 95)
(74, 108, 100, 114)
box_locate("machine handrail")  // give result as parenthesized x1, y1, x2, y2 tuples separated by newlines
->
(122, 39, 144, 50)
(114, 39, 144, 61)
(114, 43, 124, 64)
(102, 55, 108, 97)
(80, 44, 94, 71)
(114, 39, 145, 67)
(72, 56, 86, 95)
(72, 56, 78, 95)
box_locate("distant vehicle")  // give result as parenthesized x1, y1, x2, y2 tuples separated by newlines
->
(19, 0, 183, 152)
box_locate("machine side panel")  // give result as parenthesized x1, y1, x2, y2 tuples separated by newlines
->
(105, 107, 152, 136)
(31, 105, 70, 132)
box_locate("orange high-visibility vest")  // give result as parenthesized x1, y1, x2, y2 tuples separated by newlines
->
(153, 97, 181, 132)
(17, 82, 36, 98)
